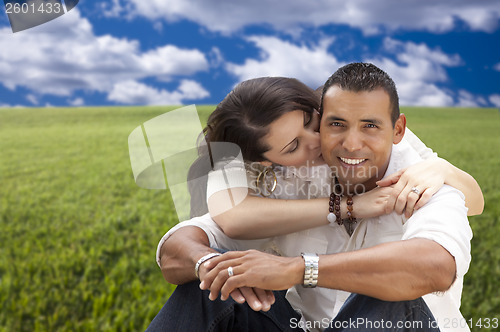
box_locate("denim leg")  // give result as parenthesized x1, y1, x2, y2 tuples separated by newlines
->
(145, 281, 303, 332)
(325, 293, 439, 331)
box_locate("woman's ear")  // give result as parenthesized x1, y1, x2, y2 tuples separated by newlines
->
(393, 114, 406, 144)
(259, 160, 272, 167)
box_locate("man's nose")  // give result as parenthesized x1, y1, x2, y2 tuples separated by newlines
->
(342, 129, 362, 152)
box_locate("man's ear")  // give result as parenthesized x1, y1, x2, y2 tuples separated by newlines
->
(259, 160, 272, 167)
(393, 114, 406, 144)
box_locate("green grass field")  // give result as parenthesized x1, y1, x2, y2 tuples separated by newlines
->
(0, 105, 499, 331)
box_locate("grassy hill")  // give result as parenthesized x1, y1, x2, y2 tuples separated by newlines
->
(0, 105, 498, 331)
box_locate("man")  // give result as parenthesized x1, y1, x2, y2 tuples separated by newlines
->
(147, 63, 472, 331)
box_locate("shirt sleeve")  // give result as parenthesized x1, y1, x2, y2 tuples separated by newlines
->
(206, 159, 252, 202)
(156, 213, 230, 268)
(205, 159, 265, 218)
(155, 213, 266, 268)
(402, 185, 472, 278)
(403, 127, 438, 160)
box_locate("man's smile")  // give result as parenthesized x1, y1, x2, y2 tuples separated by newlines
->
(338, 157, 367, 166)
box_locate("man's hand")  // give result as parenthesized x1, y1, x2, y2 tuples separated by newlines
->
(230, 287, 275, 312)
(198, 256, 276, 311)
(199, 250, 303, 303)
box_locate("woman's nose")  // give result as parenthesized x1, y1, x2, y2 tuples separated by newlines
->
(305, 130, 321, 150)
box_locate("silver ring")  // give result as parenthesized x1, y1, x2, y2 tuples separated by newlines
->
(411, 187, 420, 196)
(227, 266, 234, 277)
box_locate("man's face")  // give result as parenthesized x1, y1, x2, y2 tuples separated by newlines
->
(320, 86, 405, 193)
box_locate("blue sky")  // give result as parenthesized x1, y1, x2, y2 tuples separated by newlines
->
(0, 0, 499, 108)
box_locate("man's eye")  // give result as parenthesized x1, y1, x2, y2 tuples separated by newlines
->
(304, 112, 312, 126)
(331, 122, 343, 127)
(365, 123, 377, 128)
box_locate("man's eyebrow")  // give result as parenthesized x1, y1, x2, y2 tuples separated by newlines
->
(325, 115, 346, 122)
(280, 138, 297, 152)
(361, 118, 382, 125)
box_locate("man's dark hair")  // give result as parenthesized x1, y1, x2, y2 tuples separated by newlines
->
(320, 63, 400, 126)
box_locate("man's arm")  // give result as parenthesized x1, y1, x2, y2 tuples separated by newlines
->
(316, 238, 456, 301)
(202, 238, 456, 302)
(159, 225, 275, 311)
(160, 226, 216, 285)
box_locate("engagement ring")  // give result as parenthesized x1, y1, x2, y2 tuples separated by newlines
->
(411, 187, 420, 196)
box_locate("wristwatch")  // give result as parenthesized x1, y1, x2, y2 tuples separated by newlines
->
(301, 252, 319, 288)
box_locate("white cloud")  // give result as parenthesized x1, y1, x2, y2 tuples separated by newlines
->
(494, 63, 500, 71)
(226, 36, 342, 88)
(153, 22, 163, 32)
(0, 103, 25, 108)
(368, 38, 463, 106)
(489, 94, 500, 108)
(225, 35, 469, 106)
(101, 0, 132, 18)
(455, 90, 487, 108)
(176, 79, 210, 100)
(0, 9, 209, 104)
(208, 47, 224, 68)
(69, 97, 85, 106)
(26, 94, 39, 105)
(117, 0, 500, 35)
(107, 79, 209, 105)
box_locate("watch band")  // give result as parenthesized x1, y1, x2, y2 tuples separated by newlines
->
(301, 252, 319, 288)
(194, 253, 221, 279)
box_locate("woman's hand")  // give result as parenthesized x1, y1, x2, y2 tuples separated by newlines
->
(376, 158, 449, 218)
(353, 185, 396, 218)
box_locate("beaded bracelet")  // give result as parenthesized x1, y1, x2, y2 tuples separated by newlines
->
(327, 192, 342, 225)
(346, 195, 356, 223)
(346, 195, 357, 235)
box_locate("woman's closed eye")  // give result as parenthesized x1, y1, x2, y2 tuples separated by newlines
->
(287, 140, 299, 154)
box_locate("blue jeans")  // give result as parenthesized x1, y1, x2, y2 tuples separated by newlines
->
(325, 292, 439, 331)
(146, 281, 439, 331)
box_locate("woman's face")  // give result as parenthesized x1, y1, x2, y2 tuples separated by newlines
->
(261, 110, 325, 167)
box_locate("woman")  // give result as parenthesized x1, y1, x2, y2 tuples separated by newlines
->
(185, 77, 482, 241)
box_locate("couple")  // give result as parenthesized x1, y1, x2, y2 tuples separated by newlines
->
(147, 63, 481, 331)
